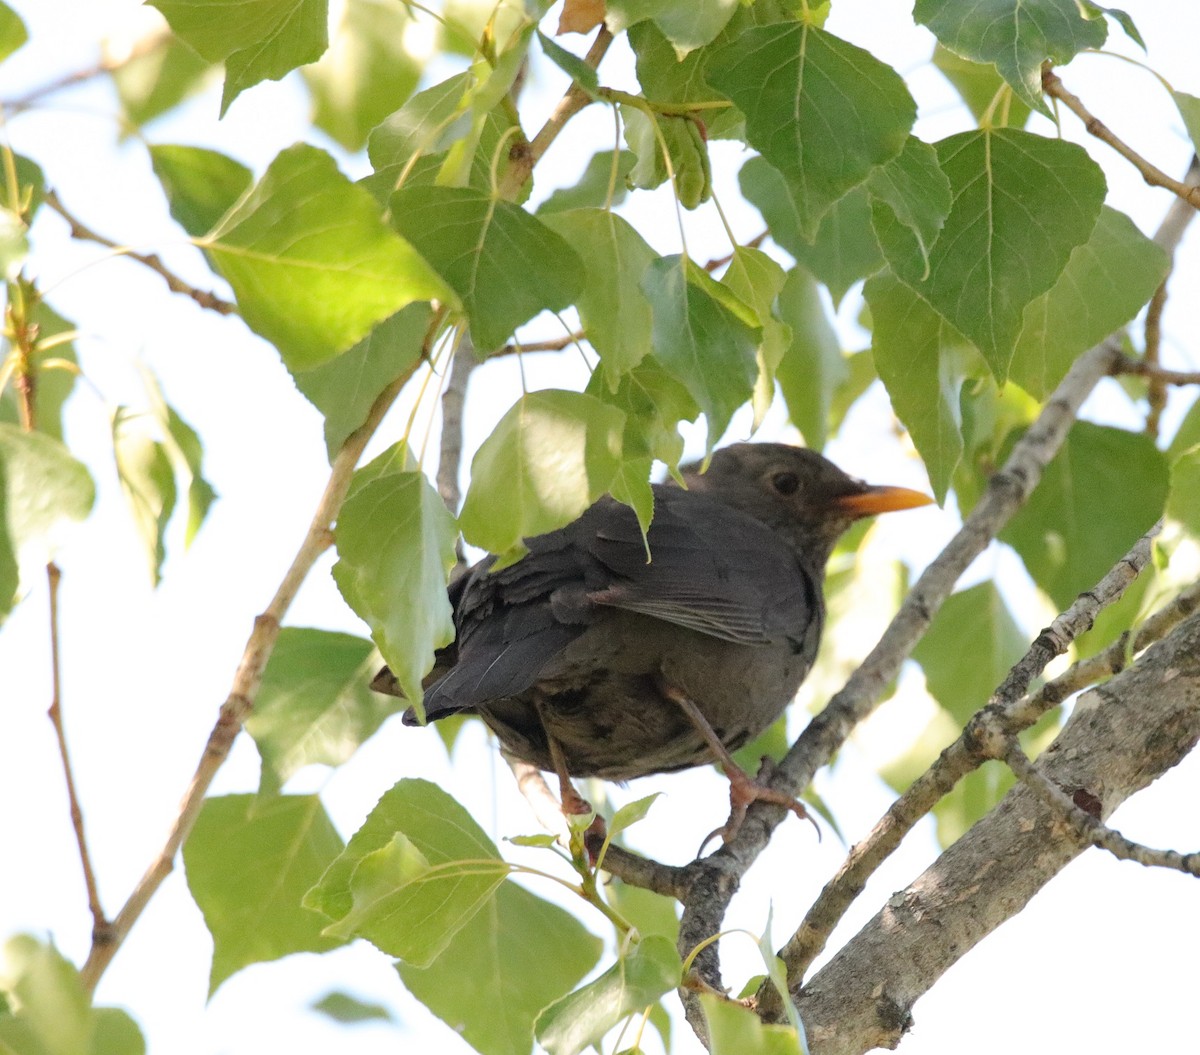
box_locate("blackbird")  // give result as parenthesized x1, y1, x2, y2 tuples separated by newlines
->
(372, 443, 931, 843)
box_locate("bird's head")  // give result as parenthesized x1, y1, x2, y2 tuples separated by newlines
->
(681, 443, 933, 569)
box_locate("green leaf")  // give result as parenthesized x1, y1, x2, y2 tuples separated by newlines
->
(90, 1008, 146, 1055)
(0, 302, 76, 443)
(329, 833, 512, 963)
(700, 992, 804, 1055)
(110, 31, 214, 129)
(457, 390, 625, 555)
(537, 29, 599, 93)
(183, 794, 345, 995)
(137, 366, 217, 547)
(1009, 206, 1168, 398)
(912, 582, 1027, 723)
(1171, 91, 1200, 158)
(932, 760, 1016, 847)
(150, 144, 252, 237)
(246, 628, 394, 797)
(112, 406, 177, 586)
(607, 794, 661, 841)
(207, 143, 448, 371)
(389, 185, 583, 352)
(642, 255, 760, 452)
(307, 778, 501, 922)
(0, 935, 89, 1055)
(291, 303, 432, 459)
(864, 271, 970, 503)
(540, 209, 656, 390)
(1088, 6, 1144, 48)
(740, 158, 882, 307)
(720, 246, 789, 428)
(914, 0, 1107, 116)
(865, 136, 952, 276)
(0, 425, 94, 575)
(302, 0, 420, 151)
(775, 267, 847, 452)
(398, 882, 602, 1055)
(620, 107, 713, 210)
(0, 466, 16, 624)
(364, 72, 471, 195)
(588, 356, 697, 474)
(707, 22, 915, 238)
(1000, 422, 1169, 609)
(332, 443, 458, 710)
(607, 0, 741, 56)
(0, 2, 27, 63)
(535, 935, 683, 1055)
(149, 0, 329, 115)
(874, 129, 1106, 381)
(536, 150, 634, 215)
(931, 43, 1031, 126)
(310, 991, 393, 1024)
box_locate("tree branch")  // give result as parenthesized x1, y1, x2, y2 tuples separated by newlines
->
(1003, 739, 1200, 877)
(668, 337, 1121, 1024)
(78, 348, 429, 990)
(794, 605, 1200, 1054)
(44, 190, 238, 316)
(1041, 67, 1200, 210)
(763, 522, 1159, 1003)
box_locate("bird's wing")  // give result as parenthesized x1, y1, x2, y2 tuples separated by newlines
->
(584, 487, 817, 645)
(418, 488, 818, 719)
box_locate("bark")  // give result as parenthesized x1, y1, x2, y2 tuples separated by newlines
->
(793, 606, 1200, 1054)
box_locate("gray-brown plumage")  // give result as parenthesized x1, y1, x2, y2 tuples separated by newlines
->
(373, 444, 930, 800)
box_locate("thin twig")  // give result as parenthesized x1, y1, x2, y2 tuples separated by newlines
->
(498, 25, 613, 200)
(78, 344, 430, 990)
(496, 331, 586, 356)
(44, 190, 238, 315)
(1142, 281, 1169, 437)
(1042, 67, 1200, 210)
(1003, 739, 1200, 877)
(1112, 353, 1200, 388)
(436, 337, 476, 514)
(46, 561, 108, 940)
(764, 522, 1159, 999)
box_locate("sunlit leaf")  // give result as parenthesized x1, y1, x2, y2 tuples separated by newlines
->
(149, 0, 329, 114)
(332, 442, 458, 710)
(247, 628, 394, 797)
(390, 185, 583, 352)
(398, 882, 602, 1055)
(150, 144, 252, 236)
(535, 935, 683, 1055)
(184, 794, 345, 994)
(458, 390, 625, 556)
(207, 144, 449, 370)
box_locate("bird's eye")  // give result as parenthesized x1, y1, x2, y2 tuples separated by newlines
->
(771, 471, 800, 496)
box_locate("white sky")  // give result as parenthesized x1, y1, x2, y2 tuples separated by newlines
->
(2, 2, 1199, 1053)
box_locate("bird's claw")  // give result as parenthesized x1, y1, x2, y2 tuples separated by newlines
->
(697, 764, 818, 856)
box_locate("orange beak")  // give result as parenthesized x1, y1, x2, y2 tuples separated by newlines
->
(828, 484, 935, 519)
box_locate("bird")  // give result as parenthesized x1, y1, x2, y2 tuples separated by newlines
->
(371, 442, 932, 847)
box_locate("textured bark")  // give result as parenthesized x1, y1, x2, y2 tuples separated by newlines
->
(794, 607, 1200, 1054)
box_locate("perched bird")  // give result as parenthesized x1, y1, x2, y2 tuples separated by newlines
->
(372, 443, 931, 844)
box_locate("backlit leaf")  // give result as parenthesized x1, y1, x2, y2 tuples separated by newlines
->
(207, 144, 449, 371)
(150, 144, 252, 237)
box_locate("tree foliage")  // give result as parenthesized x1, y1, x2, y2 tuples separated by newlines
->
(2, 1, 1199, 1053)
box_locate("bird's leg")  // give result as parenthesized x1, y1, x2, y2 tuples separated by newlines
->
(532, 693, 607, 862)
(658, 681, 815, 853)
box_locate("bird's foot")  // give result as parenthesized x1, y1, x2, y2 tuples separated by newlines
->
(557, 778, 608, 865)
(698, 761, 818, 855)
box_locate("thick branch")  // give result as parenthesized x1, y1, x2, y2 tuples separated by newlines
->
(765, 523, 1158, 1000)
(671, 339, 1121, 1014)
(78, 356, 425, 990)
(793, 606, 1200, 1054)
